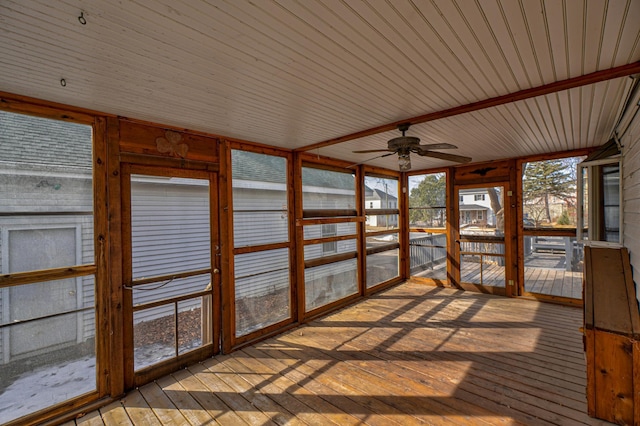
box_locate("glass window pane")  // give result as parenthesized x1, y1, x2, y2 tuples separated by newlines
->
(178, 297, 211, 355)
(302, 167, 355, 210)
(0, 276, 96, 424)
(304, 222, 356, 240)
(133, 292, 212, 370)
(580, 166, 589, 239)
(232, 150, 288, 246)
(366, 233, 398, 249)
(366, 214, 399, 232)
(0, 111, 96, 423)
(602, 164, 620, 242)
(459, 187, 503, 236)
(134, 304, 175, 370)
(304, 239, 357, 260)
(130, 176, 210, 280)
(364, 175, 399, 212)
(234, 249, 291, 336)
(524, 236, 583, 299)
(305, 258, 358, 311)
(410, 232, 447, 280)
(459, 242, 505, 287)
(408, 173, 446, 229)
(132, 274, 210, 307)
(522, 157, 583, 228)
(233, 211, 288, 247)
(367, 249, 399, 288)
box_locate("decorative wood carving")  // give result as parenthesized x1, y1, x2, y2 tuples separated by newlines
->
(119, 120, 219, 163)
(469, 166, 497, 176)
(156, 130, 189, 158)
(454, 160, 512, 184)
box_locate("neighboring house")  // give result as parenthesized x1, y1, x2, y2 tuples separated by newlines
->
(365, 185, 398, 228)
(0, 111, 94, 364)
(458, 189, 495, 226)
(523, 193, 577, 225)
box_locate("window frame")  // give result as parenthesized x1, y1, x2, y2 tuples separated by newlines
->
(577, 157, 623, 247)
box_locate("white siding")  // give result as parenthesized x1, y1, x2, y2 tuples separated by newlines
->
(232, 186, 288, 247)
(234, 249, 289, 299)
(621, 101, 640, 307)
(130, 179, 211, 323)
(0, 215, 95, 362)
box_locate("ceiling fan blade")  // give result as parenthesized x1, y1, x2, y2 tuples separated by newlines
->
(416, 143, 458, 150)
(417, 150, 472, 163)
(352, 149, 394, 153)
(347, 152, 395, 168)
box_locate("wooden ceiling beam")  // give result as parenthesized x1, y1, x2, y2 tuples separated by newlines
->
(296, 61, 640, 153)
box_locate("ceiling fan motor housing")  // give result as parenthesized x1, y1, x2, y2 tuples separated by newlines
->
(387, 136, 421, 151)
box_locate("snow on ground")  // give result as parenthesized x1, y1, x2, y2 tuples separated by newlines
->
(0, 356, 96, 424)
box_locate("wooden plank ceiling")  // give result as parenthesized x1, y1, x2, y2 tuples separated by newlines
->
(1, 0, 639, 170)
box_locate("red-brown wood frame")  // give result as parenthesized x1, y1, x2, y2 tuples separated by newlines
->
(222, 141, 296, 352)
(0, 89, 603, 426)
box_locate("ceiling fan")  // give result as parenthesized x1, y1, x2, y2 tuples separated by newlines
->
(352, 123, 472, 170)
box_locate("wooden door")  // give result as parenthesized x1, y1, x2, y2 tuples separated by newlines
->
(122, 165, 220, 387)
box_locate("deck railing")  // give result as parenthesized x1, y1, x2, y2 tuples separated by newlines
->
(409, 234, 447, 273)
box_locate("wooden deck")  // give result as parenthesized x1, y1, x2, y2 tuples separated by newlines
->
(413, 261, 583, 300)
(65, 283, 606, 426)
(523, 267, 583, 299)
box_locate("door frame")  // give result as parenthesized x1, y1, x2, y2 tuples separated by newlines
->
(121, 163, 220, 388)
(453, 181, 517, 297)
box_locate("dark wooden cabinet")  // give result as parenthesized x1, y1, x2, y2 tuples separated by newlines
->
(583, 246, 640, 425)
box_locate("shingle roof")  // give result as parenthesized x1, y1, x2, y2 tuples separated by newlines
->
(231, 149, 287, 184)
(0, 110, 92, 169)
(368, 187, 398, 202)
(232, 149, 355, 190)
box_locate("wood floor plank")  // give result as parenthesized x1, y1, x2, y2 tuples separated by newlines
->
(246, 344, 402, 425)
(98, 400, 133, 426)
(173, 366, 245, 425)
(223, 355, 351, 426)
(208, 355, 307, 426)
(137, 382, 190, 425)
(156, 372, 218, 425)
(75, 410, 105, 426)
(239, 346, 372, 426)
(120, 389, 161, 425)
(196, 359, 278, 426)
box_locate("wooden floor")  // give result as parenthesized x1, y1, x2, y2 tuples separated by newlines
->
(415, 262, 583, 300)
(523, 267, 583, 299)
(68, 283, 609, 426)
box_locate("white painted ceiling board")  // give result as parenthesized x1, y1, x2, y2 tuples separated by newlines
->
(327, 77, 633, 171)
(600, 0, 633, 69)
(456, 0, 520, 95)
(566, 1, 586, 77)
(0, 0, 639, 171)
(476, 0, 528, 92)
(394, 0, 487, 103)
(583, 0, 608, 73)
(544, 0, 569, 81)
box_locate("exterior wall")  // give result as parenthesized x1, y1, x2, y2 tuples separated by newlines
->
(621, 104, 640, 307)
(129, 179, 211, 323)
(0, 111, 96, 363)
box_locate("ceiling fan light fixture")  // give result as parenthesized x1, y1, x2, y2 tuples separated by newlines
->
(398, 152, 411, 171)
(350, 123, 470, 169)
